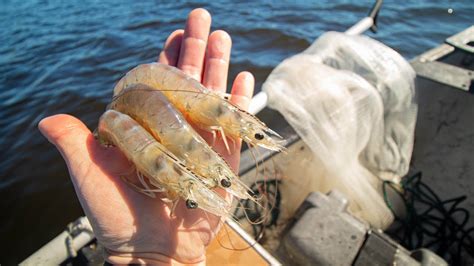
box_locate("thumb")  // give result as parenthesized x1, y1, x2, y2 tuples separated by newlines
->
(38, 114, 94, 177)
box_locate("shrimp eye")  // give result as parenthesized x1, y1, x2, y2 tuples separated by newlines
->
(186, 199, 198, 209)
(254, 132, 264, 140)
(220, 179, 231, 188)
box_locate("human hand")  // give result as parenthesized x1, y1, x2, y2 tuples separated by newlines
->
(38, 8, 254, 265)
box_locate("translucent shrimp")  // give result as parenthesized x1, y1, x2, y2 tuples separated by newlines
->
(97, 109, 230, 217)
(108, 84, 254, 201)
(113, 63, 285, 152)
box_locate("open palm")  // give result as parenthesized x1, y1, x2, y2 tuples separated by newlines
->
(39, 8, 254, 265)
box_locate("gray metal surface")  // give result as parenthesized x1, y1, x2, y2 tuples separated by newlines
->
(446, 25, 474, 54)
(21, 217, 95, 266)
(279, 191, 369, 265)
(354, 229, 411, 266)
(410, 28, 474, 236)
(411, 25, 474, 91)
(410, 77, 474, 230)
(353, 230, 447, 266)
(277, 192, 447, 266)
(409, 249, 448, 266)
(354, 230, 447, 266)
(411, 59, 473, 91)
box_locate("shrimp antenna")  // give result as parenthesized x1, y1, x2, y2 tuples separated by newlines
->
(259, 146, 281, 223)
(246, 142, 261, 186)
(215, 218, 264, 251)
(245, 144, 274, 218)
(113, 87, 231, 102)
(235, 144, 282, 239)
(235, 198, 270, 225)
(183, 197, 263, 251)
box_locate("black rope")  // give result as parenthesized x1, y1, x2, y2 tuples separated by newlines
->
(383, 171, 474, 264)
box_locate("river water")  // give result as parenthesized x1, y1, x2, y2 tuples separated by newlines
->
(1, 1, 472, 264)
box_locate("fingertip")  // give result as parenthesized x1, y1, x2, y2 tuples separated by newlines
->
(39, 114, 80, 137)
(185, 8, 212, 38)
(189, 8, 211, 25)
(238, 71, 255, 83)
(171, 29, 185, 36)
(164, 29, 185, 48)
(209, 30, 232, 47)
(234, 71, 255, 96)
(158, 29, 184, 65)
(38, 114, 91, 148)
(230, 71, 255, 109)
(207, 30, 232, 61)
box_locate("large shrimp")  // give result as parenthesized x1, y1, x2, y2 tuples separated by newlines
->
(108, 84, 254, 201)
(113, 63, 284, 152)
(97, 109, 230, 218)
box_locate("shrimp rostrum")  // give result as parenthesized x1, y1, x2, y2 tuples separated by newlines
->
(113, 63, 285, 152)
(108, 84, 255, 201)
(97, 109, 230, 217)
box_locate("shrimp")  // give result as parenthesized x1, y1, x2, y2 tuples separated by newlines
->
(113, 63, 285, 152)
(97, 109, 230, 218)
(108, 84, 254, 201)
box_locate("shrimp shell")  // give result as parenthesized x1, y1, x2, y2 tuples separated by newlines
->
(97, 109, 231, 218)
(113, 63, 285, 152)
(108, 84, 254, 200)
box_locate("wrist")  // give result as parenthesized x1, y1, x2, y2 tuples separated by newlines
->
(105, 249, 206, 266)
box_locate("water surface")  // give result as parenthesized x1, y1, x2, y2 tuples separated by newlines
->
(1, 1, 472, 264)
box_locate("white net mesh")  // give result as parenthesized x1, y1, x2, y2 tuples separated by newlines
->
(262, 32, 417, 229)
